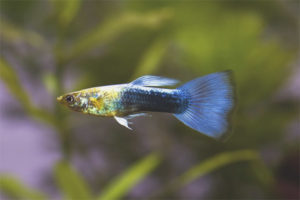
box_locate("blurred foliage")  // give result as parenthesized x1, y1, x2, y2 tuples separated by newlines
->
(0, 150, 269, 199)
(0, 59, 56, 125)
(0, 20, 46, 48)
(132, 38, 169, 79)
(54, 161, 92, 200)
(173, 150, 267, 187)
(51, 0, 81, 29)
(0, 0, 299, 199)
(64, 8, 172, 62)
(152, 149, 274, 197)
(0, 175, 47, 200)
(98, 152, 161, 200)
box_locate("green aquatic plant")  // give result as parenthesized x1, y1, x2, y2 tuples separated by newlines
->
(0, 0, 298, 199)
(1, 150, 271, 199)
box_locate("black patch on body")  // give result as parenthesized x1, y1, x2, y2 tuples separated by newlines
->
(120, 86, 189, 114)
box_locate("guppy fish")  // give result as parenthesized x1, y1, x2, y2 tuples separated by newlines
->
(57, 71, 234, 139)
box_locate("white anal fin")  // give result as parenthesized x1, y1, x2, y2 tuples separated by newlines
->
(130, 75, 179, 87)
(114, 116, 132, 130)
(114, 113, 150, 130)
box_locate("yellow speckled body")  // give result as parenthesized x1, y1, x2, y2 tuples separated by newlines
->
(57, 84, 127, 117)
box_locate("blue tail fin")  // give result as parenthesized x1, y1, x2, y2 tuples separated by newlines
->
(174, 71, 235, 139)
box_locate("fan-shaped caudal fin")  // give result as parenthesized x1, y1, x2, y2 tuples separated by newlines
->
(174, 71, 235, 139)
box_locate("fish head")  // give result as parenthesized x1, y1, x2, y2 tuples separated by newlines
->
(57, 92, 89, 113)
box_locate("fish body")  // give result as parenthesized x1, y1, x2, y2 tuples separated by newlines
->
(58, 85, 187, 116)
(57, 72, 235, 139)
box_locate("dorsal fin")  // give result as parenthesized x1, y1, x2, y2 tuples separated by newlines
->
(130, 75, 179, 87)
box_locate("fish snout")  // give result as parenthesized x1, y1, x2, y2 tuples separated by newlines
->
(56, 96, 63, 102)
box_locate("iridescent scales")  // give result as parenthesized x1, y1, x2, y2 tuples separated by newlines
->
(57, 73, 235, 139)
(79, 85, 124, 116)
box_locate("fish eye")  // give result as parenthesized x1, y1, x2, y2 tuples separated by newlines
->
(65, 95, 74, 103)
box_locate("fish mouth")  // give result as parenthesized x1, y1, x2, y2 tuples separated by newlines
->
(56, 96, 63, 102)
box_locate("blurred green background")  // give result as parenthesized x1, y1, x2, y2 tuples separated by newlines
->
(0, 0, 299, 199)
